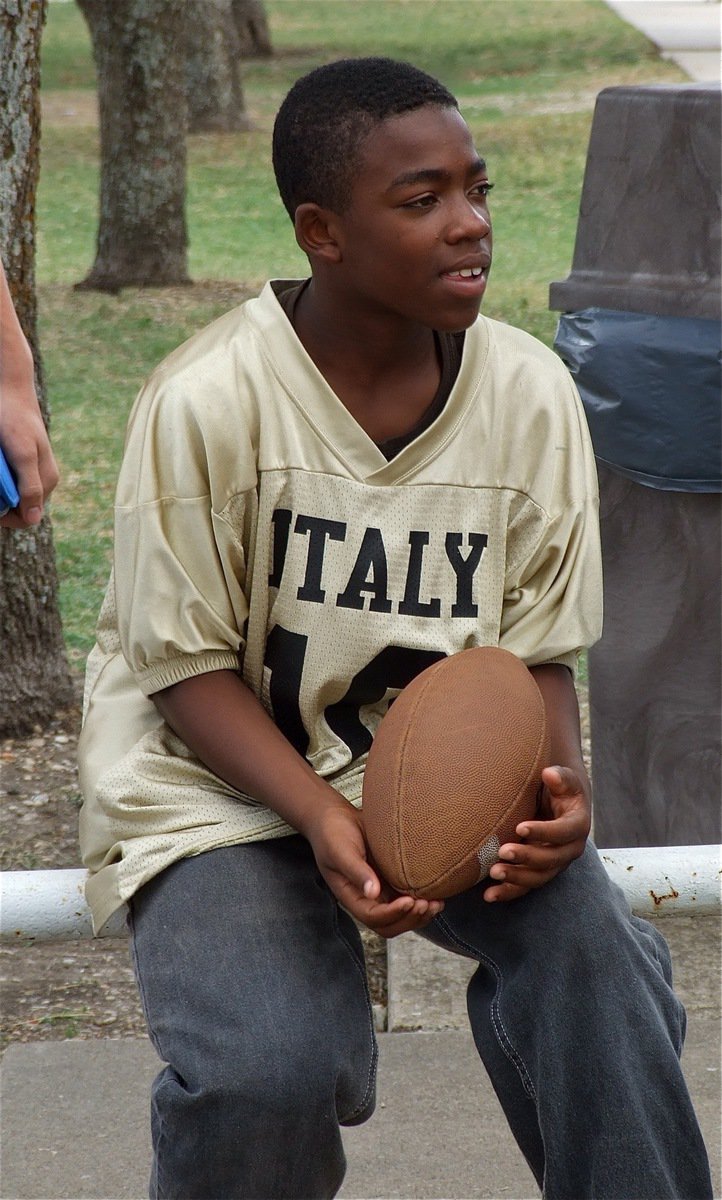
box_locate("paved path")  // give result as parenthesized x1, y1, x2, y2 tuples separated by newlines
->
(606, 0, 721, 81)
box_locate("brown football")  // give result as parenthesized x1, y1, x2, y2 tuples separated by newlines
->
(362, 646, 549, 900)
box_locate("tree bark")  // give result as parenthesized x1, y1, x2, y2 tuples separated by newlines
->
(76, 0, 191, 292)
(232, 0, 272, 59)
(185, 0, 252, 134)
(0, 0, 74, 735)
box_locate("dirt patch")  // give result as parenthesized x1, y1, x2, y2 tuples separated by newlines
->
(0, 679, 148, 1051)
(42, 90, 98, 127)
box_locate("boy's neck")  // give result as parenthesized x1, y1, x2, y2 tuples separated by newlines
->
(294, 278, 437, 378)
(291, 278, 442, 443)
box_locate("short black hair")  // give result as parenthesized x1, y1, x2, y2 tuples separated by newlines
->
(272, 57, 459, 219)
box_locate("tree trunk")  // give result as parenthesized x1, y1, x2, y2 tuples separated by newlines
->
(0, 0, 74, 736)
(185, 0, 252, 134)
(232, 0, 272, 59)
(76, 0, 191, 292)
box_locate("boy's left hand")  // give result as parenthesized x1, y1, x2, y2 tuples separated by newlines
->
(483, 764, 590, 903)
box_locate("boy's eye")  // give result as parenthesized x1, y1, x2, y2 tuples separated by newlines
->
(402, 194, 437, 209)
(401, 182, 493, 210)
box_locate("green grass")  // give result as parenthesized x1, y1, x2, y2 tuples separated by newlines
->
(36, 0, 684, 659)
(39, 2, 96, 90)
(42, 0, 660, 94)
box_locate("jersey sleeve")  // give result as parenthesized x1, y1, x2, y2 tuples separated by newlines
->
(499, 369, 603, 673)
(112, 367, 255, 697)
(499, 493, 602, 672)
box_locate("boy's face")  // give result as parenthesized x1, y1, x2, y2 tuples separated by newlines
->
(331, 105, 492, 334)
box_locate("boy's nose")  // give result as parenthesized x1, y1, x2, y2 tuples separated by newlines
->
(447, 197, 491, 242)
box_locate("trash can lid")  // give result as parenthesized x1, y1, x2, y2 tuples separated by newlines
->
(550, 84, 721, 319)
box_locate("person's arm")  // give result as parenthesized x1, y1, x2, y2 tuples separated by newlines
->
(0, 261, 59, 527)
(483, 663, 591, 903)
(152, 669, 443, 937)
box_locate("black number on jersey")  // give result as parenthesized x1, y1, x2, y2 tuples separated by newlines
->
(264, 624, 445, 761)
(264, 625, 310, 757)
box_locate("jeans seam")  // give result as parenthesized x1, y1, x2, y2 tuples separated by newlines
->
(331, 905, 379, 1123)
(434, 914, 537, 1101)
(127, 903, 168, 1066)
(150, 1073, 174, 1200)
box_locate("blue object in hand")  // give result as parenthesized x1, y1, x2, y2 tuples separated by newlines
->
(0, 446, 20, 516)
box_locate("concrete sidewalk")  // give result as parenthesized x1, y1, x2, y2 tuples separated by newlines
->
(606, 0, 721, 81)
(2, 916, 720, 1199)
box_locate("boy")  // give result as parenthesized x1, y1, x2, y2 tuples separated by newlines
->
(78, 58, 712, 1199)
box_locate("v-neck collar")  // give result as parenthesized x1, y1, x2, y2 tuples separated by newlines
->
(248, 280, 491, 485)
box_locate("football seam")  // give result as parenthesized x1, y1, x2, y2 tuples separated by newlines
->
(393, 659, 447, 893)
(403, 683, 548, 894)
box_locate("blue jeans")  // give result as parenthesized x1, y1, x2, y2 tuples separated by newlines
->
(129, 836, 712, 1200)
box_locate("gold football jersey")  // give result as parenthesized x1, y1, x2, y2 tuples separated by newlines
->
(79, 282, 601, 932)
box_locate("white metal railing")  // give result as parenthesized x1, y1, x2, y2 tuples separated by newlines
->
(1, 845, 720, 943)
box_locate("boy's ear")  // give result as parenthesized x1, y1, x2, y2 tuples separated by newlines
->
(294, 203, 343, 264)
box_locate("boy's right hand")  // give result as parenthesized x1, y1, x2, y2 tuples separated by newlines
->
(303, 799, 444, 938)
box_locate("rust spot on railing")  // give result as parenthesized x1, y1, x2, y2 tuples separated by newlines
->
(649, 885, 680, 907)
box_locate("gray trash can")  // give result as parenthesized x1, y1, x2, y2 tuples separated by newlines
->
(550, 83, 721, 848)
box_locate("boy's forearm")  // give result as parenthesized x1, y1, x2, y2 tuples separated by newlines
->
(1, 263, 36, 398)
(151, 669, 345, 835)
(153, 669, 443, 936)
(528, 663, 588, 782)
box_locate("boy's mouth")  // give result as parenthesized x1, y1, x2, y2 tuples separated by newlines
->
(446, 267, 484, 280)
(442, 257, 491, 283)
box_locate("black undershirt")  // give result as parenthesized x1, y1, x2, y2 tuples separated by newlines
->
(275, 280, 465, 460)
